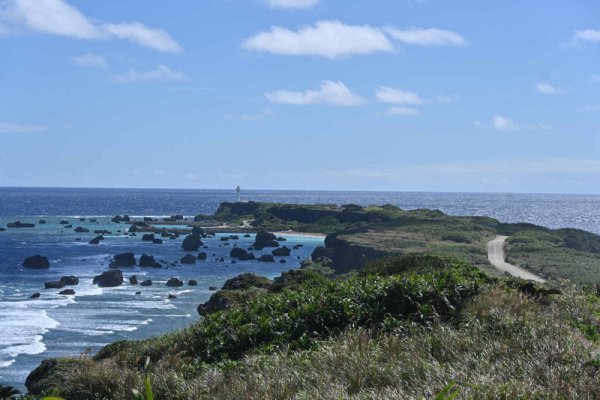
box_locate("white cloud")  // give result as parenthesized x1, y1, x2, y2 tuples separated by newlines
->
(243, 20, 394, 59)
(103, 22, 181, 53)
(386, 27, 467, 46)
(491, 115, 517, 131)
(266, 80, 366, 106)
(0, 122, 47, 133)
(264, 0, 319, 9)
(238, 108, 274, 122)
(376, 86, 424, 105)
(385, 106, 420, 116)
(71, 53, 107, 68)
(573, 29, 600, 44)
(535, 82, 566, 95)
(0, 0, 181, 53)
(111, 65, 188, 83)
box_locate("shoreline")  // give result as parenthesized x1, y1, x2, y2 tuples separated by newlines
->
(274, 231, 326, 239)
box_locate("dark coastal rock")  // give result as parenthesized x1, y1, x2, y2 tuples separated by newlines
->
(64, 225, 72, 229)
(209, 286, 218, 291)
(168, 294, 177, 299)
(129, 275, 138, 285)
(30, 292, 41, 299)
(79, 218, 86, 221)
(58, 289, 75, 295)
(223, 273, 272, 291)
(152, 238, 163, 244)
(89, 218, 97, 222)
(128, 225, 138, 233)
(243, 234, 251, 238)
(171, 214, 184, 220)
(220, 236, 229, 242)
(26, 358, 80, 395)
(197, 252, 207, 261)
(188, 280, 198, 286)
(74, 227, 89, 233)
(258, 254, 275, 263)
(180, 254, 196, 264)
(252, 230, 279, 250)
(94, 230, 111, 235)
(280, 259, 286, 264)
(23, 255, 50, 269)
(110, 215, 130, 223)
(44, 281, 65, 289)
(135, 291, 141, 295)
(166, 277, 184, 287)
(59, 220, 69, 225)
(191, 227, 204, 236)
(0, 227, 5, 232)
(142, 234, 155, 242)
(38, 220, 47, 224)
(230, 247, 255, 261)
(277, 237, 287, 242)
(109, 252, 136, 268)
(140, 279, 152, 287)
(89, 235, 104, 245)
(8, 221, 36, 228)
(182, 234, 203, 251)
(60, 276, 79, 286)
(272, 246, 291, 257)
(93, 270, 123, 287)
(139, 254, 161, 268)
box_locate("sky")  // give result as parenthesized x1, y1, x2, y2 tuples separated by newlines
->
(0, 0, 598, 193)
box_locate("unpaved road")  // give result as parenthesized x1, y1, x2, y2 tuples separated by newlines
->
(487, 235, 546, 283)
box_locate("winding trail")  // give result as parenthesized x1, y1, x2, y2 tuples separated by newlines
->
(487, 235, 546, 283)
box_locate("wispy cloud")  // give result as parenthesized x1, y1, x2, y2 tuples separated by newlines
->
(263, 0, 319, 9)
(0, 0, 182, 53)
(237, 108, 274, 122)
(0, 122, 47, 133)
(71, 53, 108, 68)
(535, 82, 566, 95)
(243, 20, 393, 59)
(386, 27, 467, 46)
(573, 29, 600, 44)
(375, 87, 425, 105)
(384, 106, 420, 116)
(111, 65, 188, 83)
(266, 80, 366, 106)
(491, 115, 517, 131)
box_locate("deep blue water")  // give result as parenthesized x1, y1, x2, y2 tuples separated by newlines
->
(1, 187, 599, 390)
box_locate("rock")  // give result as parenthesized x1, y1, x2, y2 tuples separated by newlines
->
(135, 291, 141, 295)
(220, 237, 229, 242)
(109, 252, 136, 268)
(152, 238, 163, 244)
(188, 280, 198, 286)
(166, 277, 184, 287)
(130, 275, 138, 285)
(59, 220, 69, 225)
(180, 254, 196, 264)
(89, 218, 97, 223)
(182, 234, 203, 251)
(128, 225, 138, 233)
(258, 254, 275, 263)
(197, 252, 207, 261)
(60, 276, 79, 285)
(191, 227, 204, 236)
(79, 218, 86, 222)
(222, 273, 272, 291)
(171, 214, 184, 220)
(252, 230, 279, 250)
(44, 281, 65, 289)
(140, 280, 152, 287)
(7, 221, 36, 228)
(58, 289, 75, 295)
(110, 215, 130, 223)
(142, 234, 155, 242)
(23, 255, 50, 268)
(209, 286, 218, 291)
(89, 235, 104, 245)
(243, 234, 251, 238)
(280, 259, 287, 264)
(30, 292, 41, 299)
(38, 220, 47, 224)
(168, 294, 177, 299)
(230, 247, 255, 261)
(277, 237, 287, 242)
(64, 225, 72, 229)
(0, 228, 5, 231)
(94, 230, 111, 235)
(272, 246, 291, 257)
(139, 254, 161, 268)
(93, 270, 123, 287)
(74, 227, 89, 233)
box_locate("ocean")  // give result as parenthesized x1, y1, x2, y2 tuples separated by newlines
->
(1, 187, 599, 390)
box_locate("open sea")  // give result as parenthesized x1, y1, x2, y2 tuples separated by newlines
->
(1, 187, 599, 390)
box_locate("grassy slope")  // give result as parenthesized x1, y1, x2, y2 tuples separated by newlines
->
(25, 255, 600, 399)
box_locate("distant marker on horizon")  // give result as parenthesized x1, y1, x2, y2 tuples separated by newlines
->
(236, 186, 241, 202)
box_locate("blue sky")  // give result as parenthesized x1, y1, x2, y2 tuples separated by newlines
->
(0, 0, 598, 193)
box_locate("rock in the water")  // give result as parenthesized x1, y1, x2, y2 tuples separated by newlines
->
(166, 277, 184, 287)
(209, 286, 218, 291)
(140, 279, 152, 287)
(277, 237, 287, 242)
(60, 276, 79, 285)
(180, 254, 196, 264)
(252, 230, 279, 250)
(74, 227, 89, 233)
(30, 292, 41, 299)
(142, 234, 155, 242)
(89, 235, 104, 245)
(230, 247, 255, 261)
(38, 220, 47, 224)
(110, 215, 130, 223)
(58, 289, 75, 295)
(8, 221, 36, 228)
(135, 291, 141, 295)
(272, 246, 291, 257)
(130, 275, 138, 285)
(222, 273, 272, 291)
(243, 234, 251, 238)
(23, 255, 49, 269)
(109, 252, 136, 268)
(168, 294, 177, 299)
(59, 220, 69, 225)
(197, 252, 207, 261)
(191, 227, 204, 236)
(152, 238, 163, 244)
(93, 270, 124, 287)
(44, 281, 65, 289)
(280, 259, 287, 264)
(171, 214, 184, 220)
(182, 234, 203, 251)
(258, 254, 275, 263)
(188, 280, 198, 286)
(139, 254, 161, 268)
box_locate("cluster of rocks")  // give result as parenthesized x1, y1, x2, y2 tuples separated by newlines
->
(7, 221, 36, 228)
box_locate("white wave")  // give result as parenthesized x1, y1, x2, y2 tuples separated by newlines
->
(0, 359, 16, 368)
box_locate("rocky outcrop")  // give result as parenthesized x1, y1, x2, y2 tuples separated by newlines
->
(253, 230, 279, 250)
(142, 234, 155, 242)
(166, 278, 184, 287)
(258, 254, 275, 263)
(188, 280, 198, 286)
(230, 247, 255, 261)
(30, 292, 41, 299)
(222, 273, 272, 291)
(26, 359, 83, 396)
(23, 255, 49, 268)
(8, 221, 36, 228)
(139, 254, 161, 268)
(38, 220, 47, 224)
(272, 246, 291, 257)
(182, 234, 203, 251)
(197, 252, 207, 261)
(311, 234, 389, 274)
(58, 289, 75, 295)
(109, 253, 136, 268)
(44, 281, 65, 289)
(89, 235, 104, 245)
(74, 227, 89, 233)
(180, 254, 196, 264)
(60, 276, 79, 285)
(93, 270, 123, 287)
(140, 279, 152, 286)
(110, 215, 130, 223)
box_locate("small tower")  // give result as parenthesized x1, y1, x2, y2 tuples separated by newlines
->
(236, 186, 241, 202)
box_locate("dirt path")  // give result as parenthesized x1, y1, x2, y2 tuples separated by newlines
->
(487, 235, 546, 282)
